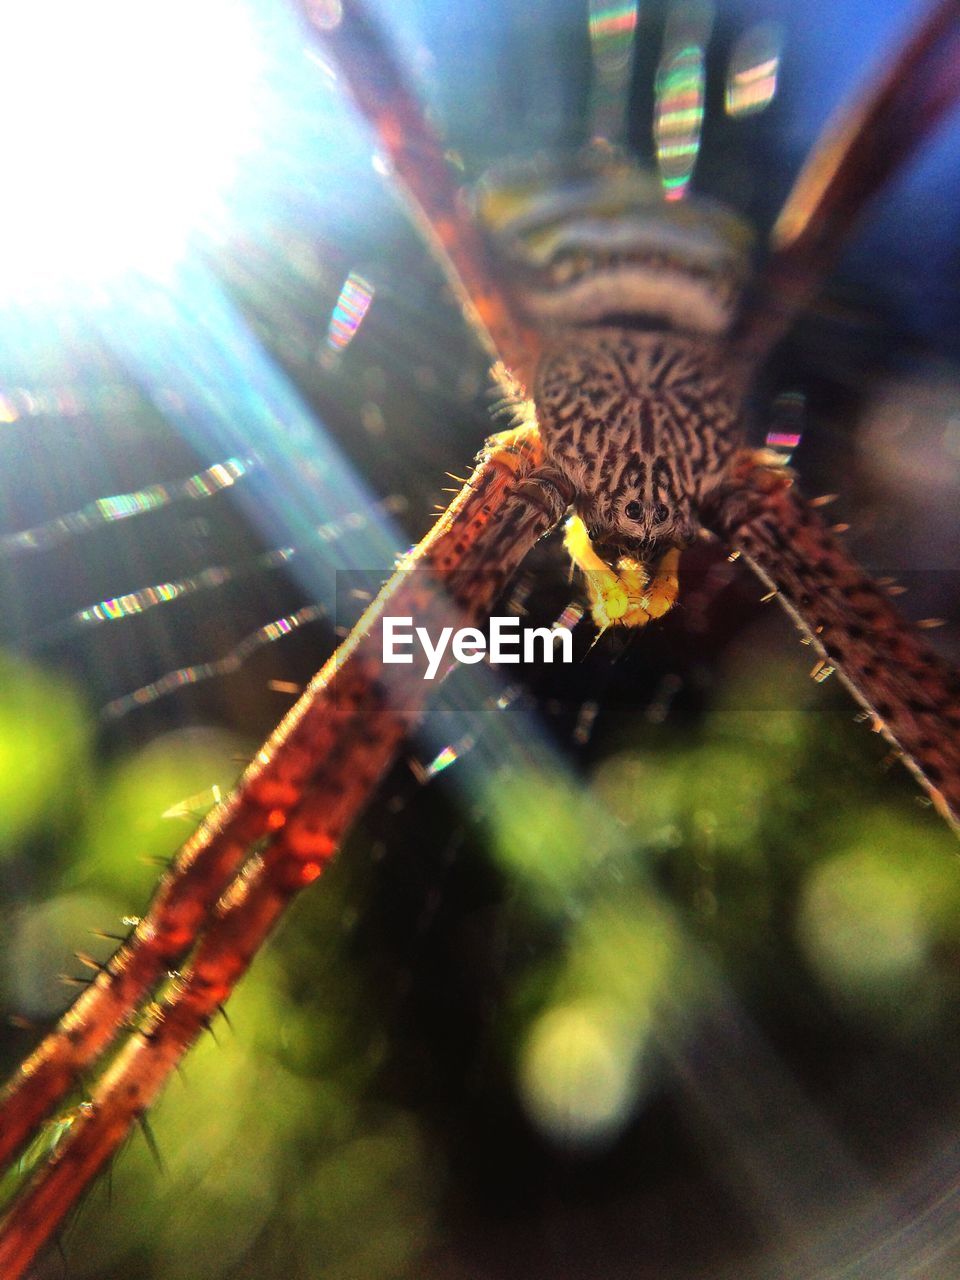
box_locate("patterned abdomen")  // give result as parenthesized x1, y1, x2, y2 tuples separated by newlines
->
(476, 152, 751, 336)
(534, 327, 741, 550)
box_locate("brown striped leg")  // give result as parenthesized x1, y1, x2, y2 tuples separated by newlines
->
(734, 0, 960, 366)
(0, 422, 569, 1279)
(0, 423, 566, 1181)
(304, 0, 541, 390)
(0, 423, 569, 1276)
(705, 449, 960, 831)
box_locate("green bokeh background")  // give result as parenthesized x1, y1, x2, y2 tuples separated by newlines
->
(2, 0, 960, 1276)
(3, 623, 960, 1279)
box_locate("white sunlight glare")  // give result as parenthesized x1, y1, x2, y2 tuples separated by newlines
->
(0, 0, 264, 297)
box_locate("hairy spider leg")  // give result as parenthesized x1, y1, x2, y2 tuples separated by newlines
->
(0, 0, 558, 1184)
(708, 449, 960, 831)
(0, 423, 570, 1277)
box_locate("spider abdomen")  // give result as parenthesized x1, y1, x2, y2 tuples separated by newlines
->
(477, 153, 752, 336)
(534, 327, 741, 549)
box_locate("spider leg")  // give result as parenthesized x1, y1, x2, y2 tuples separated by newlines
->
(0, 2, 564, 1261)
(0, 0, 563, 1186)
(705, 448, 960, 832)
(306, 0, 540, 390)
(734, 0, 960, 366)
(564, 515, 681, 631)
(0, 424, 571, 1271)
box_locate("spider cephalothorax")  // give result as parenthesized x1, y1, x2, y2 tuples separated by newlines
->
(534, 326, 740, 553)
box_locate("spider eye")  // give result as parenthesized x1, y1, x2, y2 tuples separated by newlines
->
(624, 500, 642, 521)
(653, 502, 670, 524)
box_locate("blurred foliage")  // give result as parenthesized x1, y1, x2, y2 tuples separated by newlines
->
(2, 626, 960, 1279)
(0, 651, 91, 857)
(0, 648, 441, 1279)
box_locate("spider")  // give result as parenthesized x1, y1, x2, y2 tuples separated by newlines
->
(1, 0, 959, 1273)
